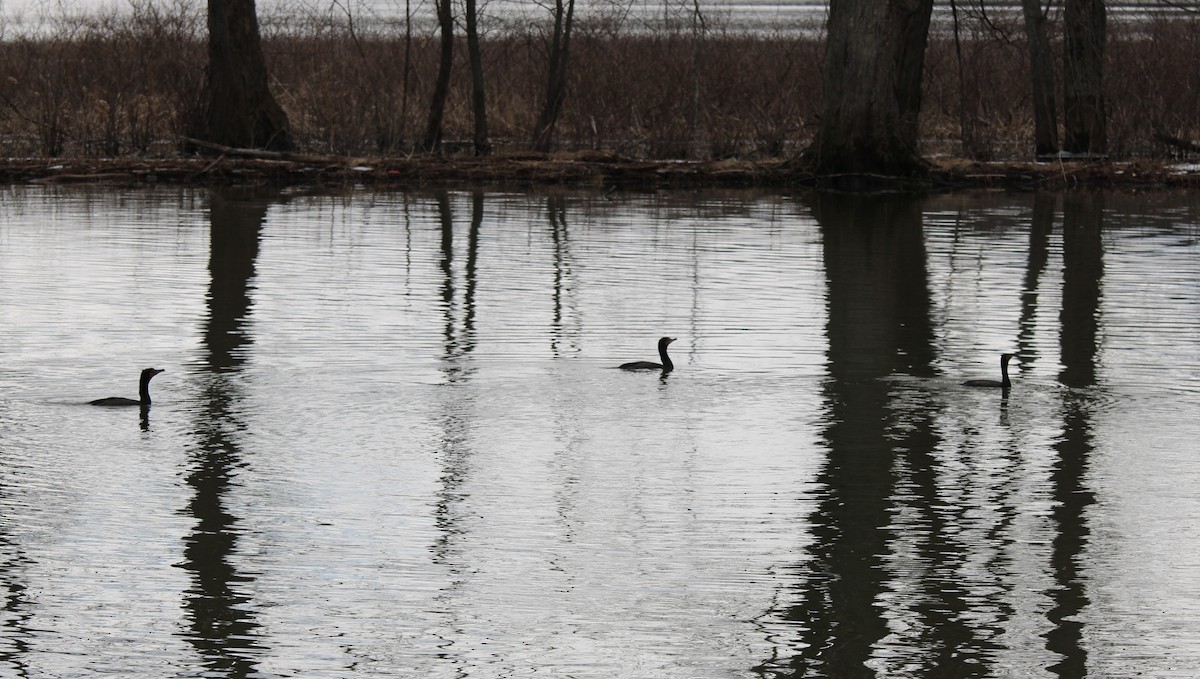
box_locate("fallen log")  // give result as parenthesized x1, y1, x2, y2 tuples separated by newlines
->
(180, 137, 366, 165)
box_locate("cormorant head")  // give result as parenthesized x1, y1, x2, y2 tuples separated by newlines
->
(140, 368, 165, 381)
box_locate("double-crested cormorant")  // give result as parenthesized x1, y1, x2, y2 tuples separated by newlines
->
(89, 368, 164, 406)
(619, 337, 676, 372)
(963, 353, 1013, 389)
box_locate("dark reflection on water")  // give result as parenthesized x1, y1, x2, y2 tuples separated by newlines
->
(760, 194, 941, 677)
(437, 190, 482, 379)
(0, 259, 33, 678)
(0, 535, 32, 677)
(548, 194, 580, 358)
(431, 190, 483, 669)
(1045, 193, 1103, 676)
(759, 191, 1115, 678)
(1016, 192, 1054, 371)
(179, 189, 269, 676)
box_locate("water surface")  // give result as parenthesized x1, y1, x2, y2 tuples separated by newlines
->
(1, 186, 1198, 677)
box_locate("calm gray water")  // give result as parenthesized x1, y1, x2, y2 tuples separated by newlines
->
(0, 185, 1198, 678)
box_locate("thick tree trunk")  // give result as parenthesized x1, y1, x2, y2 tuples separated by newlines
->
(423, 0, 454, 153)
(806, 0, 935, 176)
(1063, 0, 1106, 156)
(532, 0, 575, 153)
(465, 0, 491, 156)
(198, 0, 291, 151)
(1022, 0, 1060, 158)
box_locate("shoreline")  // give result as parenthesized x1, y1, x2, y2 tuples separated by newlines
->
(4, 151, 1200, 192)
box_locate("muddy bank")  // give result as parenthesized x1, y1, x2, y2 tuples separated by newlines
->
(4, 150, 1199, 192)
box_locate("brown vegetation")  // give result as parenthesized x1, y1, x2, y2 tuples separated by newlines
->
(2, 2, 1200, 171)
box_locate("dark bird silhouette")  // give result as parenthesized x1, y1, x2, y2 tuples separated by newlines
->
(619, 337, 676, 372)
(89, 368, 165, 406)
(963, 353, 1013, 389)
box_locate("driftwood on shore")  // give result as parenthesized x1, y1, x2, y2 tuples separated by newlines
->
(1152, 128, 1200, 156)
(3, 140, 1200, 191)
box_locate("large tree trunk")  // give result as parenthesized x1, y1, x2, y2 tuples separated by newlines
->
(198, 0, 291, 151)
(422, 0, 454, 153)
(805, 0, 935, 176)
(465, 0, 491, 156)
(531, 0, 575, 153)
(1063, 0, 1106, 156)
(1022, 0, 1059, 158)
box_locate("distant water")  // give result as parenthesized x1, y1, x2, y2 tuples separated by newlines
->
(1, 0, 1177, 36)
(0, 0, 827, 33)
(1, 185, 1199, 677)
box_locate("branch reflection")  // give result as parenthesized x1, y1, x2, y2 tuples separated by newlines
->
(429, 192, 484, 670)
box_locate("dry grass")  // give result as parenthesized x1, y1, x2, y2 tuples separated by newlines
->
(2, 1, 1200, 161)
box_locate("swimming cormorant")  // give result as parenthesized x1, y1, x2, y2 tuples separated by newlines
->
(963, 353, 1013, 389)
(89, 368, 164, 406)
(619, 337, 676, 372)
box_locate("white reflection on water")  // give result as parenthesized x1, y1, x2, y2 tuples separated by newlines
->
(0, 186, 1199, 678)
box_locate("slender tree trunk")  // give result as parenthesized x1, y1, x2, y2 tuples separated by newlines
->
(423, 0, 454, 153)
(399, 0, 414, 149)
(1022, 0, 1060, 158)
(688, 0, 707, 156)
(465, 0, 491, 156)
(532, 0, 575, 153)
(805, 0, 935, 176)
(950, 0, 984, 159)
(198, 0, 291, 151)
(1063, 0, 1106, 156)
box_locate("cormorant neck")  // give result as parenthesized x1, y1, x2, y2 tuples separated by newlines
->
(659, 341, 674, 372)
(1000, 356, 1011, 389)
(139, 378, 153, 405)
